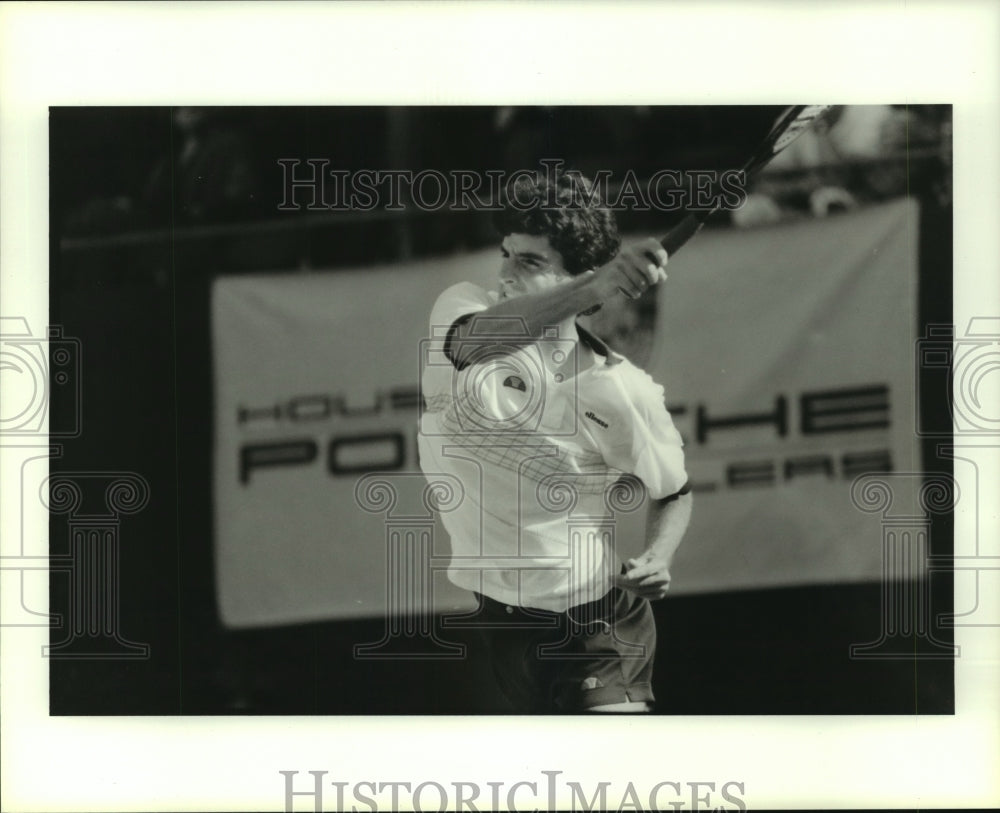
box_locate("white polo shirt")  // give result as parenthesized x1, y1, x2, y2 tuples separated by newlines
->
(418, 282, 687, 612)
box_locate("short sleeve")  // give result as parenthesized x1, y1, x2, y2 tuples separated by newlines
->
(422, 282, 496, 401)
(580, 364, 687, 500)
(429, 282, 493, 337)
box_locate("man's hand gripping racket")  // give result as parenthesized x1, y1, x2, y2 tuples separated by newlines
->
(614, 106, 834, 597)
(592, 106, 833, 302)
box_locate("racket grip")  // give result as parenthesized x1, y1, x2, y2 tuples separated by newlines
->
(660, 213, 706, 258)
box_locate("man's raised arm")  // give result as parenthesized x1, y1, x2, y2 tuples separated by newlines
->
(448, 239, 668, 368)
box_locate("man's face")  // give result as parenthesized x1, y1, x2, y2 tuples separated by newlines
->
(497, 233, 572, 300)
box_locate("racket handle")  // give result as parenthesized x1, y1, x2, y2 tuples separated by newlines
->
(660, 213, 707, 257)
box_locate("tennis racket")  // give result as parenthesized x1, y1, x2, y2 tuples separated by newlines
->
(660, 105, 834, 257)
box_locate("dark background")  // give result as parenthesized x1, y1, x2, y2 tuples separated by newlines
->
(49, 106, 954, 714)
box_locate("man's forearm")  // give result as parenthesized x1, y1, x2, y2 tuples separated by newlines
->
(448, 238, 669, 367)
(617, 491, 692, 600)
(643, 492, 693, 565)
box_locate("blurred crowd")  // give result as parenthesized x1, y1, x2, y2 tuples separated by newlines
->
(63, 108, 261, 236)
(733, 105, 951, 227)
(59, 105, 951, 243)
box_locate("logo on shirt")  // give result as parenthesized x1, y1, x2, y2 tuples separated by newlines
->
(585, 411, 609, 428)
(503, 375, 527, 392)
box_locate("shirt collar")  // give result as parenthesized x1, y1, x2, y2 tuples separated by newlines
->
(575, 323, 623, 366)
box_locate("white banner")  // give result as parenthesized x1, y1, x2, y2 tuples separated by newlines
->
(649, 198, 920, 592)
(213, 199, 919, 627)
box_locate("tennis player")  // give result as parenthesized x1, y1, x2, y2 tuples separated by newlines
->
(418, 171, 692, 712)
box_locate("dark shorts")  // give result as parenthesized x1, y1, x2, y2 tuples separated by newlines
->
(472, 586, 657, 712)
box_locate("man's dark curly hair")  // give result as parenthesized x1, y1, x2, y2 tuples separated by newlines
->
(492, 171, 621, 276)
